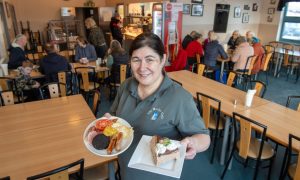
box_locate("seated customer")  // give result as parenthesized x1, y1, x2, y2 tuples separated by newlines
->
(231, 36, 254, 71)
(15, 61, 40, 101)
(74, 36, 97, 63)
(185, 32, 204, 70)
(204, 34, 228, 70)
(227, 30, 240, 50)
(8, 34, 28, 69)
(251, 37, 265, 75)
(39, 43, 71, 82)
(203, 30, 214, 49)
(182, 31, 197, 50)
(106, 40, 129, 84)
(246, 31, 260, 46)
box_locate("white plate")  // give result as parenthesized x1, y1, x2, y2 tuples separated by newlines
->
(128, 135, 186, 178)
(83, 116, 134, 157)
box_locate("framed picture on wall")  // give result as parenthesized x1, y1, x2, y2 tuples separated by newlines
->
(183, 4, 191, 14)
(242, 13, 249, 23)
(191, 4, 204, 16)
(191, 0, 203, 4)
(267, 15, 273, 22)
(270, 0, 276, 5)
(252, 3, 258, 11)
(234, 7, 241, 18)
(268, 8, 275, 14)
(244, 4, 250, 10)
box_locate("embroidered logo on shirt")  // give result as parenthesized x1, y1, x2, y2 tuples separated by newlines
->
(147, 108, 164, 121)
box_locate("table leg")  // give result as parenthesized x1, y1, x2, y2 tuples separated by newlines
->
(228, 122, 235, 170)
(108, 161, 116, 180)
(274, 55, 280, 77)
(220, 61, 225, 83)
(220, 116, 231, 165)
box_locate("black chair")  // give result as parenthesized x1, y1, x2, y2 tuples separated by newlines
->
(235, 55, 257, 90)
(57, 70, 75, 95)
(280, 134, 300, 180)
(109, 64, 128, 100)
(38, 82, 66, 99)
(249, 80, 267, 98)
(74, 67, 99, 99)
(0, 77, 23, 103)
(221, 112, 275, 180)
(286, 95, 300, 111)
(196, 92, 223, 164)
(26, 158, 84, 180)
(0, 176, 10, 180)
(86, 89, 101, 116)
(171, 78, 182, 86)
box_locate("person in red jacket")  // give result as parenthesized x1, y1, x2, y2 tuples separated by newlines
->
(251, 38, 265, 75)
(185, 32, 204, 70)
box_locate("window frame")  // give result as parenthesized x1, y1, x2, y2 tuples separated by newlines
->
(279, 2, 300, 44)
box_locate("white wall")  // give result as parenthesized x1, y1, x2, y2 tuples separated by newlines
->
(178, 0, 263, 44)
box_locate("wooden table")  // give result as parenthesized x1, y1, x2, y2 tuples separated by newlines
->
(71, 62, 110, 73)
(273, 47, 300, 77)
(168, 70, 269, 166)
(0, 95, 117, 179)
(237, 102, 300, 149)
(217, 49, 232, 83)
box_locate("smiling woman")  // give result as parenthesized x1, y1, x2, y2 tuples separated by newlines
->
(103, 32, 210, 180)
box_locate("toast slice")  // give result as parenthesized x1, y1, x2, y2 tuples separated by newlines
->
(150, 135, 180, 166)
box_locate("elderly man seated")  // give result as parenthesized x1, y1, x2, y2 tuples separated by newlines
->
(8, 34, 28, 69)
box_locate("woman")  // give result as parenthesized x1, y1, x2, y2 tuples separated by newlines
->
(106, 40, 129, 84)
(74, 36, 97, 63)
(110, 19, 123, 45)
(105, 33, 210, 180)
(203, 30, 214, 49)
(85, 17, 107, 59)
(227, 30, 240, 50)
(204, 34, 228, 70)
(185, 32, 204, 70)
(231, 36, 254, 71)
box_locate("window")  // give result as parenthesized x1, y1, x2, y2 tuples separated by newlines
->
(279, 2, 300, 43)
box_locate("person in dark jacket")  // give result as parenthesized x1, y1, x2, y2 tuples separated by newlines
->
(227, 30, 240, 50)
(182, 31, 196, 50)
(39, 43, 71, 83)
(106, 40, 129, 84)
(204, 34, 228, 70)
(110, 19, 123, 45)
(8, 34, 28, 69)
(74, 36, 97, 63)
(85, 17, 107, 59)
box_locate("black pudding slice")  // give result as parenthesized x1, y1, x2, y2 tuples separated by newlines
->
(92, 134, 110, 150)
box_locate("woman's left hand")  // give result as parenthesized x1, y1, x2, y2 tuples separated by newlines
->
(180, 137, 197, 159)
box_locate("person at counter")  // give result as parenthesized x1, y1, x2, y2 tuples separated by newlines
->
(8, 34, 28, 69)
(105, 32, 210, 180)
(74, 36, 97, 63)
(85, 17, 107, 59)
(110, 19, 123, 45)
(39, 43, 71, 83)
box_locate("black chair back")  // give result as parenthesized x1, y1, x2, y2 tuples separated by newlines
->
(26, 159, 84, 180)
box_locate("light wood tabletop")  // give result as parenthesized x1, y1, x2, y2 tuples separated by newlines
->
(7, 69, 44, 79)
(71, 62, 110, 72)
(237, 102, 300, 148)
(0, 95, 117, 179)
(168, 70, 269, 116)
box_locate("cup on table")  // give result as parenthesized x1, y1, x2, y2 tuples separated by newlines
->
(96, 58, 101, 66)
(245, 89, 256, 107)
(0, 63, 8, 76)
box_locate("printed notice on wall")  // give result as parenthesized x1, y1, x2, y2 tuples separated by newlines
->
(168, 21, 176, 44)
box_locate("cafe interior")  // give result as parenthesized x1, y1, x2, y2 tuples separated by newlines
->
(0, 0, 300, 179)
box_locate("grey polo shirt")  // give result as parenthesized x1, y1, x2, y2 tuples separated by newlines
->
(110, 75, 209, 180)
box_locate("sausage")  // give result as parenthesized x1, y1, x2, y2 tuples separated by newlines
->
(107, 135, 117, 154)
(115, 132, 123, 151)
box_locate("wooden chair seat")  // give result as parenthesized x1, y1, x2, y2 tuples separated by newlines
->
(288, 163, 297, 178)
(209, 115, 224, 130)
(79, 82, 100, 91)
(237, 138, 274, 159)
